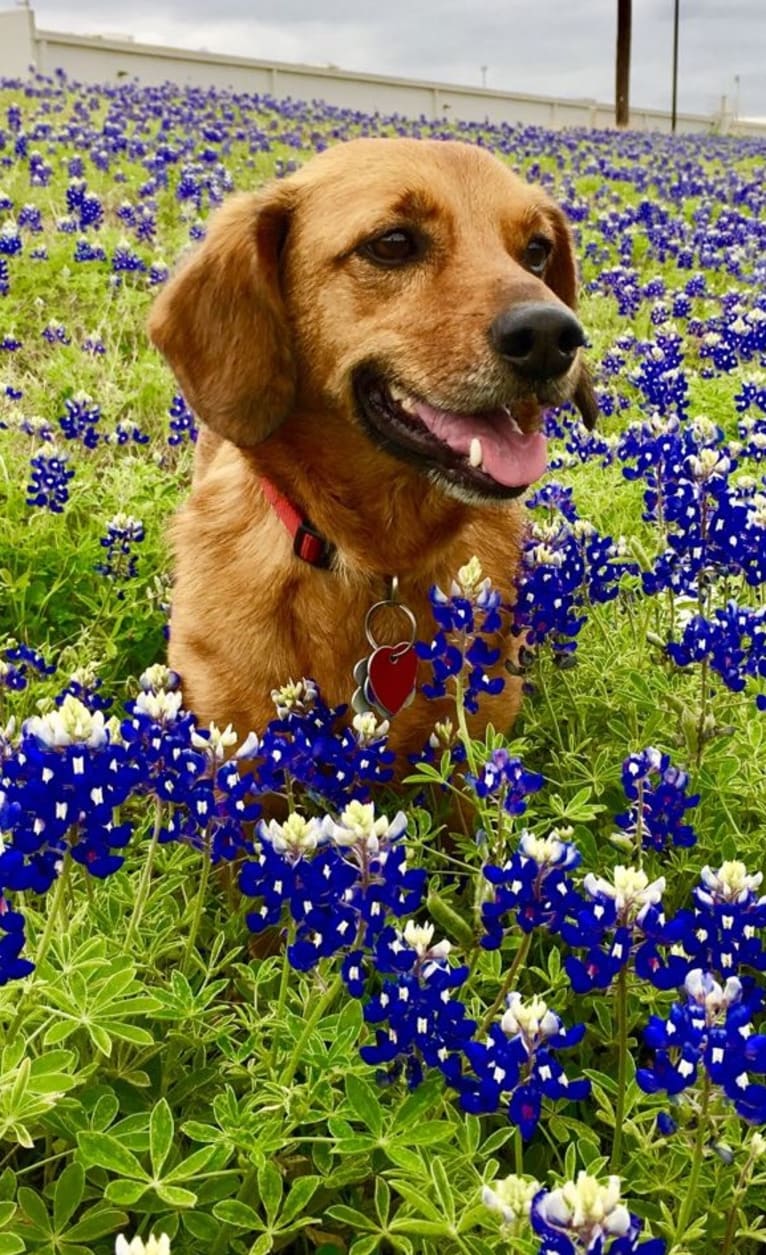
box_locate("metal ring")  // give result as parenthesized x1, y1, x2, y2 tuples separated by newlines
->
(364, 598, 417, 650)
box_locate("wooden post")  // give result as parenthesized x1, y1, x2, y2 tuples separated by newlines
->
(615, 0, 631, 128)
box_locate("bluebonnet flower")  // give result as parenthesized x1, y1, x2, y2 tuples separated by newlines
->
(482, 830, 582, 946)
(81, 332, 106, 356)
(1, 642, 53, 693)
(58, 392, 101, 448)
(55, 668, 112, 714)
(78, 192, 104, 230)
(165, 722, 261, 863)
(562, 866, 688, 994)
(0, 258, 9, 297)
(119, 671, 203, 816)
(512, 514, 634, 662)
(0, 222, 22, 255)
(95, 513, 145, 594)
(637, 970, 766, 1124)
(255, 679, 394, 805)
(360, 918, 474, 1088)
(112, 242, 146, 275)
(482, 1173, 540, 1230)
(1, 697, 139, 896)
(415, 558, 507, 713)
(614, 748, 699, 852)
(468, 748, 543, 815)
(108, 420, 149, 446)
(26, 448, 75, 512)
(666, 602, 766, 695)
(17, 204, 43, 232)
(530, 1173, 665, 1253)
(41, 320, 71, 345)
(240, 801, 424, 971)
(74, 237, 106, 263)
(149, 260, 169, 285)
(452, 992, 589, 1138)
(168, 393, 198, 446)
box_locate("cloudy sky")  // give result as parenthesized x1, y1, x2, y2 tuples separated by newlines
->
(32, 0, 766, 119)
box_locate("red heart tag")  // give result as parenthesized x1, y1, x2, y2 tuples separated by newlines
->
(367, 643, 418, 716)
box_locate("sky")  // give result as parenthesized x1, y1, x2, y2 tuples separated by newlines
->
(31, 0, 766, 120)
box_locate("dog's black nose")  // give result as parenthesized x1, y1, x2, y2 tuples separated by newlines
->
(491, 302, 586, 381)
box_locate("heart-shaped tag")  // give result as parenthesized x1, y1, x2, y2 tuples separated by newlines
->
(367, 643, 418, 716)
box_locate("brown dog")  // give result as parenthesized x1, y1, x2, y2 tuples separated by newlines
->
(149, 138, 595, 762)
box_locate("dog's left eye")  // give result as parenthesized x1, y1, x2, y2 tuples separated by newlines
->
(361, 228, 421, 267)
(523, 237, 552, 275)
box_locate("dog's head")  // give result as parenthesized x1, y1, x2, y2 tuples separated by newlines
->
(149, 138, 596, 502)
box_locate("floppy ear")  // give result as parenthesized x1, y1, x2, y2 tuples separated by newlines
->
(543, 203, 598, 430)
(148, 186, 295, 447)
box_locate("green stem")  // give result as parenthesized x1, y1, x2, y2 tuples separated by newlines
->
(266, 921, 296, 1074)
(6, 851, 72, 1042)
(514, 1126, 524, 1177)
(282, 972, 344, 1087)
(674, 1073, 711, 1245)
(720, 1141, 758, 1255)
(453, 672, 479, 779)
(182, 824, 212, 973)
(610, 966, 629, 1172)
(695, 657, 709, 769)
(479, 931, 532, 1035)
(124, 797, 164, 948)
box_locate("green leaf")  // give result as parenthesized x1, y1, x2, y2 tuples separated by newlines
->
(66, 1205, 129, 1241)
(86, 1023, 113, 1056)
(326, 1205, 378, 1232)
(391, 1078, 443, 1132)
(345, 1075, 384, 1137)
(0, 1235, 25, 1255)
(349, 1237, 380, 1255)
(150, 1098, 174, 1179)
(154, 1184, 197, 1208)
(257, 1161, 283, 1229)
(77, 1133, 148, 1180)
(0, 1203, 14, 1227)
(249, 1236, 273, 1255)
(43, 1020, 78, 1046)
(430, 1157, 454, 1225)
(213, 1200, 261, 1229)
(106, 1021, 155, 1046)
(53, 1161, 85, 1233)
(278, 1176, 320, 1228)
(17, 1188, 51, 1237)
(183, 1212, 221, 1241)
(164, 1145, 219, 1182)
(104, 1180, 149, 1207)
(374, 1176, 390, 1228)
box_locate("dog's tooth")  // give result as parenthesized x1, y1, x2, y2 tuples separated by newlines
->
(469, 437, 483, 468)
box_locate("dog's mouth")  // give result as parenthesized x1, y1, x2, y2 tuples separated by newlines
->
(353, 368, 548, 499)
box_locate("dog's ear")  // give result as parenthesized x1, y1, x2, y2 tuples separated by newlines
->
(148, 186, 295, 447)
(543, 203, 598, 430)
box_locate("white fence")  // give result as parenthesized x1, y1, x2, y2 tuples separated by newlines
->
(1, 6, 765, 138)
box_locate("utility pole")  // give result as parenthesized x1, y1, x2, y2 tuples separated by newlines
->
(616, 0, 631, 128)
(671, 0, 680, 133)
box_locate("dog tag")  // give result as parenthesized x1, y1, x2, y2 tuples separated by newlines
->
(366, 643, 418, 716)
(351, 580, 419, 720)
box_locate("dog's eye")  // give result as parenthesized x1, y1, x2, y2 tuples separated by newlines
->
(523, 237, 552, 275)
(361, 228, 421, 267)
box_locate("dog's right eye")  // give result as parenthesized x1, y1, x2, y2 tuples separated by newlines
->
(360, 228, 421, 267)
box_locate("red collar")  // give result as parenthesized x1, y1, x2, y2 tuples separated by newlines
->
(259, 476, 334, 569)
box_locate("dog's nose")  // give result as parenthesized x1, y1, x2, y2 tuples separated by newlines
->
(491, 302, 586, 381)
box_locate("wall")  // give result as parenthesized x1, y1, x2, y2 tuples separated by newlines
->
(1, 6, 765, 138)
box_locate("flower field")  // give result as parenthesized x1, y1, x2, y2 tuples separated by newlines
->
(1, 68, 766, 1255)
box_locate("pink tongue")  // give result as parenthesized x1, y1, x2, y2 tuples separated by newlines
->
(411, 401, 548, 488)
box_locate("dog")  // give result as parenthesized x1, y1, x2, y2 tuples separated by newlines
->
(149, 138, 596, 765)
